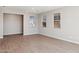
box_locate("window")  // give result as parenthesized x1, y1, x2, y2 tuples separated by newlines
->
(54, 13, 60, 28)
(29, 16, 35, 28)
(42, 16, 47, 28)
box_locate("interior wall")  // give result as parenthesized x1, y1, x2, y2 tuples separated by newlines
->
(38, 7, 79, 44)
(3, 13, 23, 35)
(0, 7, 3, 38)
(0, 13, 3, 38)
(0, 6, 39, 38)
(3, 7, 39, 35)
(23, 13, 38, 35)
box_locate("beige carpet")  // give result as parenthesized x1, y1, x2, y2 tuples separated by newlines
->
(0, 34, 79, 53)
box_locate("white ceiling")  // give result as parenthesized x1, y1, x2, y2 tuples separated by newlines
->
(2, 6, 63, 14)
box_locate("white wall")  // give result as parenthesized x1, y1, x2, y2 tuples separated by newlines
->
(23, 13, 38, 35)
(3, 13, 23, 35)
(0, 13, 3, 38)
(3, 7, 25, 15)
(38, 7, 79, 44)
(3, 7, 39, 35)
(0, 7, 38, 38)
(0, 7, 3, 38)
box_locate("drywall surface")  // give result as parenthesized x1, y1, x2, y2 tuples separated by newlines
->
(0, 7, 3, 38)
(23, 13, 38, 35)
(3, 13, 23, 35)
(3, 7, 25, 15)
(0, 6, 39, 38)
(0, 13, 3, 38)
(38, 7, 79, 44)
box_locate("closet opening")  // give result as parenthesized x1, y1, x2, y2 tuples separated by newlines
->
(3, 13, 24, 37)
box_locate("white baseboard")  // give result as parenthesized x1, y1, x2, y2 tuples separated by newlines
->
(24, 33, 39, 35)
(0, 37, 3, 39)
(3, 33, 23, 36)
(40, 34, 79, 44)
(52, 35, 79, 44)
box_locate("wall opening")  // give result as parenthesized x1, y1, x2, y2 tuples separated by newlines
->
(3, 13, 24, 36)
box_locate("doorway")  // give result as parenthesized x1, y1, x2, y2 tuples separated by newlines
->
(3, 13, 24, 36)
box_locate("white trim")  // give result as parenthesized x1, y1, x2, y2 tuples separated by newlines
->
(52, 35, 79, 44)
(40, 34, 79, 44)
(3, 33, 23, 36)
(0, 37, 3, 39)
(24, 33, 38, 36)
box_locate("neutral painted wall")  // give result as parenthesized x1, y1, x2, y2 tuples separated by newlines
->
(0, 13, 3, 38)
(3, 13, 23, 35)
(0, 7, 38, 38)
(3, 7, 25, 15)
(0, 7, 3, 38)
(38, 7, 79, 44)
(23, 13, 38, 35)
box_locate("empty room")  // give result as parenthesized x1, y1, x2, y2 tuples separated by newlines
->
(0, 6, 79, 53)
